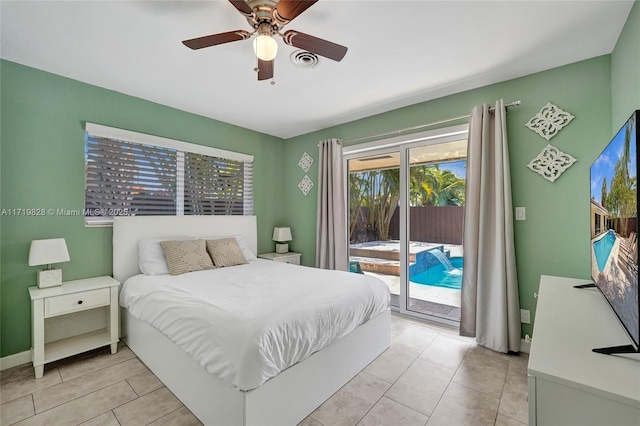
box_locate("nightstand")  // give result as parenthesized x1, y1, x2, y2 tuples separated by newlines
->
(258, 252, 301, 265)
(29, 275, 120, 378)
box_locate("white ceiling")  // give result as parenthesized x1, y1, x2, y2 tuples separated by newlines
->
(0, 1, 634, 139)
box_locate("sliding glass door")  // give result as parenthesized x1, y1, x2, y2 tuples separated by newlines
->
(346, 126, 467, 326)
(405, 141, 466, 323)
(348, 149, 402, 307)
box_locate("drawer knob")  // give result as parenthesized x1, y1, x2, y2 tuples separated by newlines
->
(77, 300, 83, 305)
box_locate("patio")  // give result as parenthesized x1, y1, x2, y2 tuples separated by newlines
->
(350, 241, 462, 322)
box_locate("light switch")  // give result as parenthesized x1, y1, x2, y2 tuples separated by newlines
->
(515, 207, 526, 221)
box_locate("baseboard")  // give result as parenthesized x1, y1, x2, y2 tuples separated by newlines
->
(0, 350, 31, 371)
(0, 340, 529, 369)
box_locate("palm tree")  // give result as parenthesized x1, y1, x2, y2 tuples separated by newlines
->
(348, 168, 399, 241)
(349, 172, 370, 240)
(349, 162, 466, 242)
(605, 116, 637, 236)
(371, 169, 400, 240)
(409, 164, 466, 206)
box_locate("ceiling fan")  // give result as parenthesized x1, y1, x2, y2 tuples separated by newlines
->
(182, 0, 348, 81)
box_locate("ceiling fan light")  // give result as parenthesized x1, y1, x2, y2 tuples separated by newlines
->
(253, 34, 278, 61)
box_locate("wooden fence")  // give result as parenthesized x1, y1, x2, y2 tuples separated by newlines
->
(351, 205, 464, 245)
(607, 217, 638, 239)
(389, 205, 464, 244)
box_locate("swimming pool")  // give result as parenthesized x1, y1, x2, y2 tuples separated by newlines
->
(410, 257, 463, 289)
(593, 230, 616, 272)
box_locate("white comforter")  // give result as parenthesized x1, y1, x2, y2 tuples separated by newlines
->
(120, 260, 390, 391)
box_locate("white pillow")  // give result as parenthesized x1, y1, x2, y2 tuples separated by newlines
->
(138, 239, 171, 275)
(200, 235, 257, 261)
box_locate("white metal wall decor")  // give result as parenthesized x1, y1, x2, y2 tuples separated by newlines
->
(527, 144, 577, 183)
(298, 152, 314, 173)
(525, 102, 575, 141)
(298, 175, 314, 196)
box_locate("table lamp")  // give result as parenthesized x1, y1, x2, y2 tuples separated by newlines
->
(272, 227, 292, 254)
(28, 238, 70, 288)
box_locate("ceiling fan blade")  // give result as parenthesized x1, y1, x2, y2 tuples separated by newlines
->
(257, 59, 274, 81)
(182, 30, 250, 50)
(272, 0, 318, 25)
(282, 30, 347, 62)
(228, 0, 255, 18)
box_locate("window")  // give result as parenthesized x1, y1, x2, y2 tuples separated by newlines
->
(84, 123, 253, 226)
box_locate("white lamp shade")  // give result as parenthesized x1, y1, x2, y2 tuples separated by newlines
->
(253, 34, 278, 61)
(272, 227, 292, 242)
(28, 238, 70, 266)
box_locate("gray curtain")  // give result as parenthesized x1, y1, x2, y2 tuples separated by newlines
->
(461, 100, 521, 353)
(316, 138, 348, 271)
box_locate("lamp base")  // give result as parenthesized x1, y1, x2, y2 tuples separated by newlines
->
(275, 243, 289, 254)
(37, 269, 62, 288)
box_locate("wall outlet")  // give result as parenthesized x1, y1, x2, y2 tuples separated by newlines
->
(520, 309, 531, 324)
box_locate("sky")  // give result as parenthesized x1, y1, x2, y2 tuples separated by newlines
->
(439, 159, 467, 179)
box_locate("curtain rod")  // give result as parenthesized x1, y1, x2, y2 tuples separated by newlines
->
(339, 100, 522, 145)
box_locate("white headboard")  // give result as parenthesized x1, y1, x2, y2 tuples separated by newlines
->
(112, 215, 258, 283)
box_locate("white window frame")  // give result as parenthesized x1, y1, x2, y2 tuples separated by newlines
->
(84, 123, 254, 226)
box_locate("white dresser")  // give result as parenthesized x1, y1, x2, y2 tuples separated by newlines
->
(528, 275, 640, 425)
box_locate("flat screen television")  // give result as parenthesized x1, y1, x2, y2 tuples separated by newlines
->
(588, 110, 639, 354)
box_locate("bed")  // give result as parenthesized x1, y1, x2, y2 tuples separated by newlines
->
(113, 215, 391, 425)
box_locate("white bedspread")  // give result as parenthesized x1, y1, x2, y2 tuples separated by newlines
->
(119, 260, 390, 391)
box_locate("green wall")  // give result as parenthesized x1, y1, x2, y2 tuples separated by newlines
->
(1, 1, 638, 357)
(283, 0, 639, 337)
(612, 0, 640, 129)
(284, 55, 613, 338)
(0, 60, 285, 357)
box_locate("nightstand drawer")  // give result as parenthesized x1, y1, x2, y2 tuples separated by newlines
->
(258, 252, 301, 265)
(272, 255, 300, 265)
(45, 288, 110, 318)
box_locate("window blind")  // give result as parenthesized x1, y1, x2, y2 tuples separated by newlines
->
(182, 152, 248, 215)
(84, 126, 253, 226)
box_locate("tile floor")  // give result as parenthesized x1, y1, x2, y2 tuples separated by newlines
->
(1, 314, 528, 426)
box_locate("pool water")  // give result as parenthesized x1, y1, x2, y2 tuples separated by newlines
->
(410, 257, 463, 290)
(593, 230, 616, 272)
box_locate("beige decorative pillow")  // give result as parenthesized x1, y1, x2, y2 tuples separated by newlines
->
(160, 239, 215, 275)
(206, 238, 248, 267)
